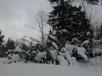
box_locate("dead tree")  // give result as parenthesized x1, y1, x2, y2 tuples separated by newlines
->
(34, 10, 48, 44)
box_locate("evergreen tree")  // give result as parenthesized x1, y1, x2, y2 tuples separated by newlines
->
(48, 0, 93, 48)
(0, 45, 7, 57)
(0, 30, 5, 57)
(0, 31, 4, 46)
(6, 38, 15, 50)
(20, 43, 29, 51)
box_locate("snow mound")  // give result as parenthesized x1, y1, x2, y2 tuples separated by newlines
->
(49, 49, 58, 60)
(7, 54, 22, 63)
(93, 48, 102, 55)
(57, 55, 68, 66)
(89, 56, 102, 67)
(35, 51, 46, 62)
(65, 43, 74, 54)
(0, 58, 9, 64)
(77, 47, 88, 61)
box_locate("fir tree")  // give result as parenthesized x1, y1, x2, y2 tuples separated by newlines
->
(0, 30, 5, 57)
(0, 31, 4, 46)
(6, 38, 15, 50)
(48, 0, 93, 45)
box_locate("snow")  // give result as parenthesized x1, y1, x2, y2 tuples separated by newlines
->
(14, 46, 23, 52)
(51, 41, 58, 49)
(59, 29, 69, 33)
(0, 39, 102, 76)
(0, 63, 102, 76)
(93, 48, 102, 55)
(81, 40, 90, 47)
(35, 51, 46, 62)
(89, 56, 102, 67)
(77, 47, 88, 61)
(60, 47, 72, 64)
(49, 49, 58, 60)
(65, 43, 74, 54)
(48, 34, 57, 41)
(9, 54, 22, 62)
(0, 58, 9, 64)
(57, 55, 68, 66)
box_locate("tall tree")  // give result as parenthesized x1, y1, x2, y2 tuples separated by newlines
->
(35, 10, 48, 44)
(48, 0, 93, 44)
(26, 10, 48, 45)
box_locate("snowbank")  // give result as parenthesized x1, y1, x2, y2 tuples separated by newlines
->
(89, 56, 102, 67)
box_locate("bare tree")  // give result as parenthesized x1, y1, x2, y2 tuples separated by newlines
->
(25, 10, 48, 45)
(34, 10, 48, 44)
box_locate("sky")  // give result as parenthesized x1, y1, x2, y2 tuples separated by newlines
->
(0, 0, 51, 40)
(0, 0, 102, 40)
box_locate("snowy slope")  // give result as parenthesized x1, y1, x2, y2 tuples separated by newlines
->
(0, 63, 102, 76)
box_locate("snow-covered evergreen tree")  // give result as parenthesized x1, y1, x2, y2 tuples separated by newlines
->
(48, 0, 93, 46)
(6, 38, 15, 50)
(0, 31, 6, 57)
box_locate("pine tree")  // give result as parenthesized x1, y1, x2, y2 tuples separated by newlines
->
(0, 31, 4, 46)
(0, 45, 7, 57)
(6, 38, 15, 50)
(48, 0, 93, 48)
(0, 30, 5, 57)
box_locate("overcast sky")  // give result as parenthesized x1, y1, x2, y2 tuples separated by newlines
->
(0, 0, 51, 40)
(0, 0, 102, 40)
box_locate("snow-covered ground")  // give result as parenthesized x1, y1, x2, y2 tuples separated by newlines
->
(0, 62, 102, 76)
(0, 39, 102, 76)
